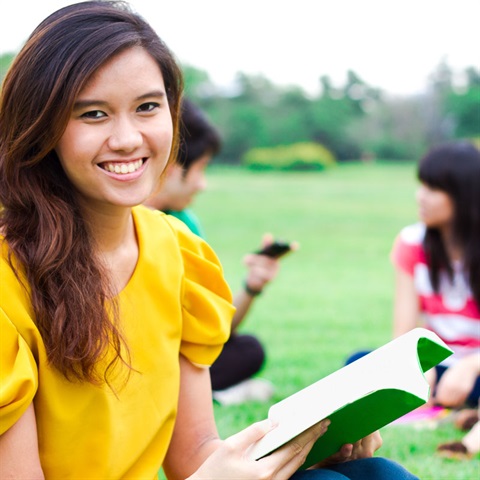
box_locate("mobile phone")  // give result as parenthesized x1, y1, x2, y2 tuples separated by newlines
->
(255, 241, 292, 258)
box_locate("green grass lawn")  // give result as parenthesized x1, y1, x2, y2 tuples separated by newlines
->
(184, 162, 478, 480)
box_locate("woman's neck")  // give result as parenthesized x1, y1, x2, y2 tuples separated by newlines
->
(82, 204, 139, 295)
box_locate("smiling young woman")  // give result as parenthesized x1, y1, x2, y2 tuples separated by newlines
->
(0, 2, 419, 480)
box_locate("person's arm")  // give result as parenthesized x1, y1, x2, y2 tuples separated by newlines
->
(231, 253, 281, 331)
(162, 355, 330, 480)
(232, 235, 297, 331)
(162, 355, 221, 479)
(0, 403, 44, 479)
(392, 267, 420, 338)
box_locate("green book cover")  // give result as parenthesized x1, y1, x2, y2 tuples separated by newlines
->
(248, 328, 453, 469)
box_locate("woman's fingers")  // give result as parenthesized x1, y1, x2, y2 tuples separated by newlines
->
(313, 430, 383, 468)
(189, 419, 331, 480)
(227, 419, 276, 452)
(260, 419, 330, 476)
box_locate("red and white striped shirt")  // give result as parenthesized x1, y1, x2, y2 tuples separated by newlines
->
(391, 223, 480, 366)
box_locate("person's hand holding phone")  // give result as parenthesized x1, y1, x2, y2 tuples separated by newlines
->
(243, 234, 298, 296)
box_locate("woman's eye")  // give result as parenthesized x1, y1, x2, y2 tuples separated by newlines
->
(137, 102, 160, 113)
(81, 110, 106, 119)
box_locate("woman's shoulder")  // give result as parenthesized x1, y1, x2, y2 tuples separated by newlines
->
(398, 222, 426, 246)
(391, 223, 427, 272)
(132, 205, 224, 274)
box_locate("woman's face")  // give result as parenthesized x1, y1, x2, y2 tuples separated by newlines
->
(416, 182, 455, 228)
(55, 47, 173, 213)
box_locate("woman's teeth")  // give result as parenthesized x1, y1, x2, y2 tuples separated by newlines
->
(103, 159, 144, 174)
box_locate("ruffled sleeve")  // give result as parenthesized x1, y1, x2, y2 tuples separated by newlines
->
(168, 216, 235, 367)
(0, 307, 38, 434)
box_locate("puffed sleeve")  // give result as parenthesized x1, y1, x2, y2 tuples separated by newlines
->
(173, 219, 235, 367)
(0, 307, 38, 434)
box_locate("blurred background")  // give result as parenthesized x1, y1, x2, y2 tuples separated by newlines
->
(1, 0, 479, 166)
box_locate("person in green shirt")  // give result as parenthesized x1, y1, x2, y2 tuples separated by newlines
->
(145, 98, 295, 404)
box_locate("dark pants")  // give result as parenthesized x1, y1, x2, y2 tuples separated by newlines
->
(210, 333, 265, 390)
(346, 351, 480, 406)
(290, 457, 419, 479)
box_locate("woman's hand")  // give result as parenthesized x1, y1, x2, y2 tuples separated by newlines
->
(311, 431, 383, 469)
(187, 419, 330, 480)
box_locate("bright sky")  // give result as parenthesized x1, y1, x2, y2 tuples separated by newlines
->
(1, 0, 479, 96)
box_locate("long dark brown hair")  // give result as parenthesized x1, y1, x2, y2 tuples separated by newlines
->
(0, 1, 183, 384)
(418, 141, 480, 306)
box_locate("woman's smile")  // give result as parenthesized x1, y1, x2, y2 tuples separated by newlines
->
(99, 158, 146, 175)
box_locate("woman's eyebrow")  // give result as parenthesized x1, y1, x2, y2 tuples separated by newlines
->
(73, 99, 108, 111)
(136, 90, 166, 101)
(73, 90, 166, 110)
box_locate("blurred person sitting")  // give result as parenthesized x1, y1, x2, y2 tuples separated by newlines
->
(346, 142, 480, 411)
(145, 98, 296, 405)
(390, 141, 480, 409)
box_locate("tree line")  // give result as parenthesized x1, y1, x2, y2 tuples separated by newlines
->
(1, 52, 478, 164)
(183, 61, 480, 164)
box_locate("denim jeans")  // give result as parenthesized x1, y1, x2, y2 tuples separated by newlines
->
(290, 457, 419, 480)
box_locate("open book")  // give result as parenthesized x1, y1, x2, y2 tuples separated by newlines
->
(248, 328, 453, 470)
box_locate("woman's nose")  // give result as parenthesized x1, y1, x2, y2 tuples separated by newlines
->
(107, 117, 143, 152)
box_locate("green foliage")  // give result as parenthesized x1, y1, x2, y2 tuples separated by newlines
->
(218, 99, 271, 161)
(446, 86, 480, 138)
(308, 95, 364, 160)
(367, 136, 419, 161)
(181, 61, 479, 167)
(242, 142, 336, 171)
(347, 98, 429, 161)
(190, 68, 377, 163)
(181, 63, 217, 102)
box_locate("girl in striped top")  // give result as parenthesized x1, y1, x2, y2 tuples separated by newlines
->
(392, 141, 480, 408)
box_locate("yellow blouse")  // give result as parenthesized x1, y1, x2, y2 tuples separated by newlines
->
(0, 206, 234, 479)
